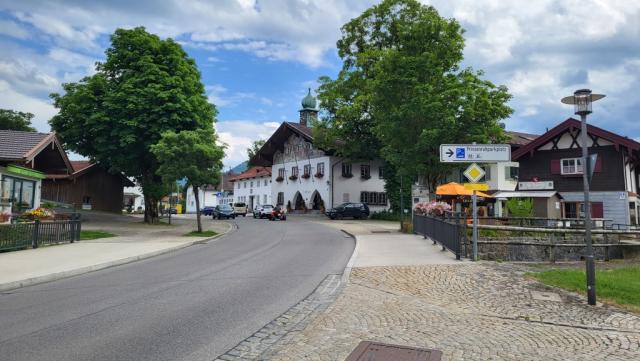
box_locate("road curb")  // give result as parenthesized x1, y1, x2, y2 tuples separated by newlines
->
(340, 229, 359, 284)
(0, 222, 234, 292)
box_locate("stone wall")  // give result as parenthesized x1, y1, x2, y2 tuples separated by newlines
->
(464, 239, 640, 262)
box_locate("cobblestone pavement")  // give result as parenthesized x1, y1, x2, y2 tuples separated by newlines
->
(268, 264, 640, 361)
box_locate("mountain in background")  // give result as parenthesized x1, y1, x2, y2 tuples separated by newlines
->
(230, 161, 248, 174)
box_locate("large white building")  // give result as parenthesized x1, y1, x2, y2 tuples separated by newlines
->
(230, 166, 272, 210)
(252, 90, 388, 213)
(185, 173, 235, 213)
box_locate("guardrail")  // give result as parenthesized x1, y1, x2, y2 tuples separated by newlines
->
(413, 213, 463, 260)
(0, 214, 81, 252)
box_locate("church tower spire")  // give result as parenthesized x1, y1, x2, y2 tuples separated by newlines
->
(299, 88, 318, 127)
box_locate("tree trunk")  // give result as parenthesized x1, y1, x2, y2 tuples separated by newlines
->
(141, 176, 160, 224)
(194, 185, 202, 233)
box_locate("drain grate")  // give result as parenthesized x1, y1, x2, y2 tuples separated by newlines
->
(345, 341, 443, 361)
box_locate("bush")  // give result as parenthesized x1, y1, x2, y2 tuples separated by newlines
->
(506, 197, 534, 217)
(370, 210, 400, 221)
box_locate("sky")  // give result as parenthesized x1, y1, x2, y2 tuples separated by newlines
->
(0, 0, 639, 169)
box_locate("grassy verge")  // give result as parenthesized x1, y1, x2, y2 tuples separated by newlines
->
(528, 265, 640, 312)
(80, 230, 116, 240)
(184, 230, 218, 237)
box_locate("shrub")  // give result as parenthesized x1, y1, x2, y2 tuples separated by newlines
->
(506, 198, 534, 217)
(370, 210, 400, 221)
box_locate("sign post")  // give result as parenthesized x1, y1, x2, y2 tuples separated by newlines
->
(472, 190, 478, 261)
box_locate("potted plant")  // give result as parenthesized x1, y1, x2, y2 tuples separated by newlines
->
(275, 176, 284, 182)
(289, 175, 298, 181)
(301, 173, 311, 179)
(314, 172, 324, 178)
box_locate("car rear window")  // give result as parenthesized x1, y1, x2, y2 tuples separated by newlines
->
(234, 203, 246, 207)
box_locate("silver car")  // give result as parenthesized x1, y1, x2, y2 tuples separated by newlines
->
(253, 204, 274, 219)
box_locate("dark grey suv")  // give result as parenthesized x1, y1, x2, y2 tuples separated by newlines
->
(212, 204, 236, 220)
(325, 203, 370, 220)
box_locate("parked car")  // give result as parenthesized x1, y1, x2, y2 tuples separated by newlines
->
(233, 202, 248, 217)
(202, 206, 215, 216)
(213, 204, 236, 219)
(268, 206, 287, 221)
(325, 203, 370, 220)
(253, 204, 274, 218)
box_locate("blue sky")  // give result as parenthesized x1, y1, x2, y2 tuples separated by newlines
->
(0, 0, 639, 168)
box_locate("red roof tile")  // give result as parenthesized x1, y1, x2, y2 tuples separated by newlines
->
(229, 166, 272, 181)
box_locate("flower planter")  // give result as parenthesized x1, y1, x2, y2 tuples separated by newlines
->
(314, 173, 324, 178)
(289, 175, 298, 181)
(276, 176, 284, 182)
(301, 174, 311, 179)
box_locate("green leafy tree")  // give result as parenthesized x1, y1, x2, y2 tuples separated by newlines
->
(315, 0, 512, 208)
(0, 109, 36, 131)
(247, 139, 266, 165)
(50, 27, 215, 223)
(151, 128, 225, 232)
(506, 198, 534, 218)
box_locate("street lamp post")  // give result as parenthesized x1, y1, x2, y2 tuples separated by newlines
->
(561, 89, 605, 306)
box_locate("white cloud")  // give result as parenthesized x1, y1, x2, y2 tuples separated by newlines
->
(0, 79, 57, 132)
(0, 19, 29, 39)
(215, 120, 280, 167)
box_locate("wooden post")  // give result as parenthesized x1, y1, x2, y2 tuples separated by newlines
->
(32, 219, 40, 249)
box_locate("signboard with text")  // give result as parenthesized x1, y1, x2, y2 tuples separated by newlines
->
(518, 181, 554, 190)
(440, 144, 511, 163)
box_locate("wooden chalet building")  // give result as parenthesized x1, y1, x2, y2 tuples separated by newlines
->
(0, 129, 132, 215)
(512, 118, 640, 227)
(43, 160, 133, 213)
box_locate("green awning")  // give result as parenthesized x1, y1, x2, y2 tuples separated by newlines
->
(5, 164, 45, 180)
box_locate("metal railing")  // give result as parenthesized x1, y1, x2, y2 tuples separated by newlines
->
(473, 216, 613, 229)
(413, 213, 463, 260)
(0, 214, 81, 252)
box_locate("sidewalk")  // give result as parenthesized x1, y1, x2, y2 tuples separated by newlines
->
(0, 213, 231, 291)
(265, 220, 640, 361)
(316, 219, 461, 266)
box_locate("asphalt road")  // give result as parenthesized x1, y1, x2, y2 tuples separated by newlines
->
(0, 216, 354, 361)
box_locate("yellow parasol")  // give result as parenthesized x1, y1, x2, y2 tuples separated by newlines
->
(435, 182, 492, 198)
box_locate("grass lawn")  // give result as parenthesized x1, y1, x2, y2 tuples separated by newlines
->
(184, 230, 218, 237)
(80, 230, 117, 240)
(529, 265, 640, 312)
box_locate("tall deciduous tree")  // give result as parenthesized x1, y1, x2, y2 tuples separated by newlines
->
(50, 27, 215, 223)
(315, 0, 512, 207)
(247, 139, 266, 165)
(0, 109, 36, 132)
(151, 128, 225, 232)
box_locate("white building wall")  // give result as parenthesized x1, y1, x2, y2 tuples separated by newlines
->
(271, 155, 333, 210)
(185, 186, 223, 213)
(232, 175, 272, 210)
(331, 159, 388, 212)
(123, 184, 145, 211)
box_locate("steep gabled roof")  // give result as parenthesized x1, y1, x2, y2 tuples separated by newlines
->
(0, 130, 73, 172)
(505, 130, 538, 147)
(251, 122, 314, 166)
(0, 130, 50, 160)
(512, 118, 640, 160)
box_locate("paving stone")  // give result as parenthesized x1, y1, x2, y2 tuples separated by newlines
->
(267, 264, 640, 361)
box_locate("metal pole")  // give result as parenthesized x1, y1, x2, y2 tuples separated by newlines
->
(400, 175, 404, 229)
(581, 113, 596, 305)
(472, 190, 478, 261)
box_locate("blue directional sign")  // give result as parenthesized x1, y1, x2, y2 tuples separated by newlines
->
(440, 144, 511, 163)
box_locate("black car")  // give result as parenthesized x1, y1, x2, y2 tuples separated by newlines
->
(325, 203, 370, 220)
(202, 206, 215, 216)
(212, 204, 236, 219)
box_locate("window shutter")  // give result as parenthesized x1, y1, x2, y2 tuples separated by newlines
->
(550, 159, 561, 174)
(594, 157, 602, 173)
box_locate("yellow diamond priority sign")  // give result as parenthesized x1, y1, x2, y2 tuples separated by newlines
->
(463, 163, 485, 183)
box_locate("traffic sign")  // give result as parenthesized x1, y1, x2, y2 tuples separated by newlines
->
(440, 144, 511, 163)
(463, 163, 485, 183)
(464, 183, 489, 191)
